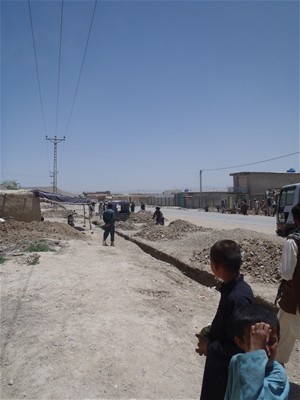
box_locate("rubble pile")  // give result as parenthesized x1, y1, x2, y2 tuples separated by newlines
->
(134, 219, 208, 241)
(115, 220, 136, 230)
(130, 211, 153, 223)
(190, 237, 283, 284)
(168, 219, 210, 233)
(0, 220, 85, 250)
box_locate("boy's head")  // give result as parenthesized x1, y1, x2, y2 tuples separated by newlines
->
(233, 303, 280, 361)
(292, 203, 300, 226)
(210, 240, 242, 280)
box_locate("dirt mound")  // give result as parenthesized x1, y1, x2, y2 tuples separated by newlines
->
(115, 220, 136, 230)
(130, 211, 153, 223)
(168, 219, 211, 233)
(191, 235, 283, 284)
(0, 220, 86, 251)
(134, 219, 209, 241)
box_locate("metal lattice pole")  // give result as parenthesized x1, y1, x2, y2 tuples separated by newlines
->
(46, 136, 65, 194)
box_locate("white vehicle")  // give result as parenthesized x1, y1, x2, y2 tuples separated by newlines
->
(276, 183, 300, 237)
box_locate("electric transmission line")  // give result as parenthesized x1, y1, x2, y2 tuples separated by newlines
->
(28, 0, 98, 193)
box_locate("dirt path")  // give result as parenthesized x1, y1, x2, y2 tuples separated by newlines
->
(1, 211, 299, 399)
(1, 230, 219, 399)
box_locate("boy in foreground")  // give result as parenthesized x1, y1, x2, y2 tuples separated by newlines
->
(225, 303, 289, 400)
(195, 240, 254, 399)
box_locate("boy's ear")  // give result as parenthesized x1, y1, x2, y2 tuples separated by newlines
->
(234, 336, 245, 350)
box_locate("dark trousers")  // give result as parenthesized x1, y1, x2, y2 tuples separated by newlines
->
(200, 354, 228, 400)
(103, 224, 115, 242)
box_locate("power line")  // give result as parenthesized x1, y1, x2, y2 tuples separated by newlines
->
(55, 0, 64, 136)
(28, 0, 48, 135)
(202, 151, 300, 172)
(63, 0, 98, 137)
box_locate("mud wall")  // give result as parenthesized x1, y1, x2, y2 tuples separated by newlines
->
(0, 191, 41, 222)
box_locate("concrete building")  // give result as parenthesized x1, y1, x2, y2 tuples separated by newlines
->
(229, 172, 300, 194)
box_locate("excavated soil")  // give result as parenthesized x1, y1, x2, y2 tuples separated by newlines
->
(1, 207, 299, 399)
(1, 210, 284, 289)
(116, 212, 284, 288)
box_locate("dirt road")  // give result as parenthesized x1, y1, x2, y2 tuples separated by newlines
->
(1, 209, 299, 399)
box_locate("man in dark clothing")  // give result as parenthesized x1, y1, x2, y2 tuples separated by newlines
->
(195, 240, 254, 400)
(153, 207, 164, 225)
(102, 203, 115, 246)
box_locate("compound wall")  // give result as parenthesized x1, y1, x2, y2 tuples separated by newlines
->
(0, 191, 41, 222)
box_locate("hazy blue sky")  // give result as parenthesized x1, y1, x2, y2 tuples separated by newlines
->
(1, 0, 299, 194)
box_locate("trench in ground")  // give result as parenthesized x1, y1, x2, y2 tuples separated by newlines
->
(117, 231, 277, 310)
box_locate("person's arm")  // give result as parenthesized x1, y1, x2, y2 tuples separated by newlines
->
(225, 351, 289, 400)
(279, 239, 298, 280)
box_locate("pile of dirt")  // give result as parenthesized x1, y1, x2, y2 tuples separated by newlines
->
(130, 210, 153, 223)
(190, 235, 283, 284)
(0, 220, 86, 253)
(133, 219, 209, 241)
(115, 220, 136, 230)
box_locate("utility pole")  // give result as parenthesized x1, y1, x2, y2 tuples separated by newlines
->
(46, 135, 65, 194)
(199, 169, 203, 208)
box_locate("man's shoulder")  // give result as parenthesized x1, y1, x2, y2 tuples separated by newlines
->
(227, 277, 254, 302)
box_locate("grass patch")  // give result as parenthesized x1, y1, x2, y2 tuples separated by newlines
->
(0, 256, 7, 264)
(27, 254, 40, 265)
(26, 241, 51, 252)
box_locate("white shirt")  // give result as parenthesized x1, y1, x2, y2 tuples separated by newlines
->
(279, 239, 298, 280)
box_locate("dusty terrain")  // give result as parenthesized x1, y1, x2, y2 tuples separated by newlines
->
(1, 206, 299, 399)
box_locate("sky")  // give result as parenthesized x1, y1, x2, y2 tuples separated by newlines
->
(1, 0, 299, 195)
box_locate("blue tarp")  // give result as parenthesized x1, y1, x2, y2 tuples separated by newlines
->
(33, 190, 91, 205)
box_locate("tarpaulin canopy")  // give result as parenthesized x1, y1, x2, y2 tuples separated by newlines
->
(32, 190, 91, 205)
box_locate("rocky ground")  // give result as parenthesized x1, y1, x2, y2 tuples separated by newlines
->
(1, 207, 299, 399)
(0, 210, 284, 289)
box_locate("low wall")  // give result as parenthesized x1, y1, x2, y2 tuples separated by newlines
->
(0, 191, 41, 222)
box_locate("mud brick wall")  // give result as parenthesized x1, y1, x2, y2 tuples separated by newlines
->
(0, 191, 41, 222)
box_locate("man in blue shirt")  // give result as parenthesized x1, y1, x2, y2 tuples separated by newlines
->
(102, 203, 115, 247)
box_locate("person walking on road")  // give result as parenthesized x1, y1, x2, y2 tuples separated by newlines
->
(102, 203, 115, 247)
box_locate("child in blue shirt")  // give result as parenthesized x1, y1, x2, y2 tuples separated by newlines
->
(225, 303, 289, 400)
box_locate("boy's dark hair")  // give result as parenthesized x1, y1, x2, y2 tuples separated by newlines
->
(233, 303, 280, 340)
(292, 203, 300, 221)
(210, 240, 242, 274)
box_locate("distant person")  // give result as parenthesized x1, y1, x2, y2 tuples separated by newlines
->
(89, 202, 95, 218)
(102, 203, 115, 246)
(254, 199, 260, 215)
(103, 200, 108, 211)
(67, 212, 74, 227)
(130, 202, 135, 212)
(240, 200, 248, 215)
(276, 202, 300, 366)
(140, 202, 145, 211)
(221, 199, 226, 214)
(195, 240, 254, 400)
(153, 207, 164, 225)
(224, 303, 289, 400)
(272, 197, 277, 217)
(98, 201, 103, 217)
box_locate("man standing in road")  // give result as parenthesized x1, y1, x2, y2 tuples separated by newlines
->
(276, 203, 300, 365)
(102, 203, 115, 247)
